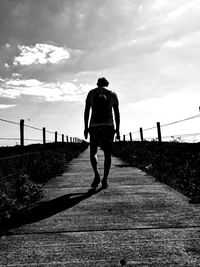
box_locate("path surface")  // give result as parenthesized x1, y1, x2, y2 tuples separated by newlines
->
(1, 148, 200, 266)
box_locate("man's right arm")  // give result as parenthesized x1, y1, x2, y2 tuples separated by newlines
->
(84, 101, 90, 139)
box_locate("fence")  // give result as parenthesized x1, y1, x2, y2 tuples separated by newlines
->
(119, 113, 200, 143)
(0, 118, 82, 147)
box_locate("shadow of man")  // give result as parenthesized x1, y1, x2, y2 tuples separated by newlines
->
(4, 188, 102, 233)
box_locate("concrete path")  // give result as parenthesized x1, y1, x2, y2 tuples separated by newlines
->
(1, 148, 200, 266)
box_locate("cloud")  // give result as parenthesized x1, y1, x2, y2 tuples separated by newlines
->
(0, 104, 16, 109)
(0, 88, 20, 99)
(0, 0, 200, 106)
(12, 72, 22, 77)
(7, 79, 43, 87)
(4, 63, 10, 68)
(14, 43, 70, 65)
(1, 78, 88, 102)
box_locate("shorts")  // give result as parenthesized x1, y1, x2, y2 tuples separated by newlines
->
(89, 125, 115, 151)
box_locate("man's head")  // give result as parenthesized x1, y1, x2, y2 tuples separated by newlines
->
(97, 77, 109, 87)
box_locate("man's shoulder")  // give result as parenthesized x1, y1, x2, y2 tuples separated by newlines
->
(89, 88, 97, 93)
(86, 88, 96, 101)
(103, 88, 117, 97)
(106, 89, 118, 102)
(110, 90, 118, 98)
(87, 88, 97, 96)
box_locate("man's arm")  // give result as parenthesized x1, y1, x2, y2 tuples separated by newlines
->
(84, 102, 90, 139)
(113, 102, 120, 140)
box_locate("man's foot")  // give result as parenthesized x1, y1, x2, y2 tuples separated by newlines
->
(102, 178, 109, 189)
(91, 176, 100, 189)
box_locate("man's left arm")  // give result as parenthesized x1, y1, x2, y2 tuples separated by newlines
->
(113, 95, 120, 140)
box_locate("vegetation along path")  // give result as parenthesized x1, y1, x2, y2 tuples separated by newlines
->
(1, 148, 200, 266)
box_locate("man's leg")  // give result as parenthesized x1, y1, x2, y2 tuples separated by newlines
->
(90, 143, 100, 187)
(102, 144, 112, 188)
(103, 149, 112, 180)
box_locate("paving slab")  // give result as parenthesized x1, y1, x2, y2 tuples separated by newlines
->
(1, 148, 200, 266)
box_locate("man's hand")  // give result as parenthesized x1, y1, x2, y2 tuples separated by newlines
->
(115, 129, 120, 140)
(84, 128, 89, 139)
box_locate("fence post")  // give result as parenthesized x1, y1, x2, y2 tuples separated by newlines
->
(140, 127, 144, 142)
(157, 122, 163, 177)
(70, 137, 72, 143)
(62, 134, 64, 143)
(66, 135, 69, 143)
(129, 132, 132, 142)
(20, 119, 24, 147)
(123, 135, 125, 142)
(55, 131, 57, 143)
(157, 122, 162, 143)
(43, 127, 46, 145)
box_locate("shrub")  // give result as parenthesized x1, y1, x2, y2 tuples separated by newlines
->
(112, 141, 200, 198)
(0, 142, 88, 230)
(0, 172, 42, 227)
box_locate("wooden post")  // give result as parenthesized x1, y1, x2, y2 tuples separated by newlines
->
(157, 122, 162, 177)
(123, 135, 125, 142)
(140, 127, 144, 142)
(66, 135, 69, 143)
(43, 127, 46, 145)
(157, 122, 162, 143)
(55, 131, 57, 143)
(62, 134, 64, 143)
(70, 137, 72, 143)
(129, 132, 132, 142)
(20, 119, 24, 147)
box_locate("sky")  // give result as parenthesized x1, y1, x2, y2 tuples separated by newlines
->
(0, 0, 200, 145)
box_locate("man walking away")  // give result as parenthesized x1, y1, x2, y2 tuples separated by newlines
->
(84, 77, 120, 189)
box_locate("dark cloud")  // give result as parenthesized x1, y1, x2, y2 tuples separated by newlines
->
(0, 0, 139, 48)
(0, 0, 66, 45)
(0, 0, 140, 81)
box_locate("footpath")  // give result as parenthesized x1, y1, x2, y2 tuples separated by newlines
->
(1, 148, 200, 266)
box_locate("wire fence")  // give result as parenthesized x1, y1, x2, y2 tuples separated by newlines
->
(0, 118, 81, 146)
(120, 113, 200, 143)
(1, 112, 200, 146)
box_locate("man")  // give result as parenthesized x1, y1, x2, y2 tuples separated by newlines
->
(84, 77, 120, 189)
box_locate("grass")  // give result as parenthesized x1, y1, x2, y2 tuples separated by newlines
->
(112, 141, 200, 200)
(0, 142, 88, 230)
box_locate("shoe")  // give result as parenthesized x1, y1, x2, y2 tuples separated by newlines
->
(91, 176, 100, 188)
(102, 178, 109, 189)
